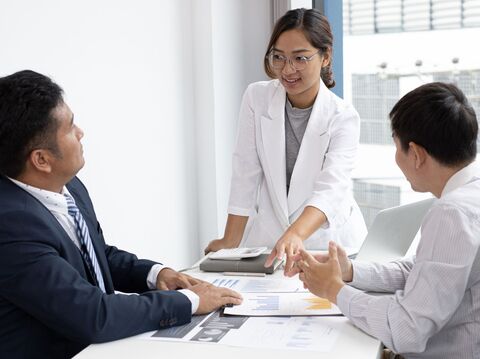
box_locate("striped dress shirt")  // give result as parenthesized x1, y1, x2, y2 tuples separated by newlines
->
(337, 163, 480, 358)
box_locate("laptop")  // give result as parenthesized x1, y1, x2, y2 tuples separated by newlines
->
(354, 198, 435, 263)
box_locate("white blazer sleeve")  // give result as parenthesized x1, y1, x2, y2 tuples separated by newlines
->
(305, 105, 360, 227)
(227, 85, 263, 216)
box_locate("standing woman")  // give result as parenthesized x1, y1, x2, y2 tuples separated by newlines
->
(205, 8, 367, 273)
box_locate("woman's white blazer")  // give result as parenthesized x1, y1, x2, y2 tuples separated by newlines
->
(228, 79, 367, 250)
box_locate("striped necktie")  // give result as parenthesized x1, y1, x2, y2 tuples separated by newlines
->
(64, 194, 106, 293)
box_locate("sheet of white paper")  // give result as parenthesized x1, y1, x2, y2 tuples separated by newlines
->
(207, 276, 306, 293)
(142, 311, 341, 352)
(220, 316, 340, 352)
(223, 292, 342, 316)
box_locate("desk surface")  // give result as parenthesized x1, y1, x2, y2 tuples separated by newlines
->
(75, 259, 382, 359)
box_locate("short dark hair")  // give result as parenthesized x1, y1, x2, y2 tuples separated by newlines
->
(390, 82, 478, 166)
(0, 70, 64, 177)
(264, 8, 335, 88)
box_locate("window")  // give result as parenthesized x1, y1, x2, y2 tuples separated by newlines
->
(343, 0, 480, 227)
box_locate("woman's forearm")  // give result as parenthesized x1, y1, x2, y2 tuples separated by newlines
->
(223, 214, 249, 246)
(287, 206, 327, 240)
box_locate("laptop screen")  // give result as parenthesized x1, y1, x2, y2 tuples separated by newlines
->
(355, 198, 435, 263)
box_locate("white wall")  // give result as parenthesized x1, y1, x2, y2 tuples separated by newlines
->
(0, 0, 272, 268)
(192, 0, 271, 253)
(1, 0, 197, 268)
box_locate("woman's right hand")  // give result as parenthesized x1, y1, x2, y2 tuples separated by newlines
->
(205, 214, 248, 255)
(204, 238, 236, 255)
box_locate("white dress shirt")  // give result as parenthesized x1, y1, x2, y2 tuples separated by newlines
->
(337, 162, 480, 358)
(8, 178, 199, 313)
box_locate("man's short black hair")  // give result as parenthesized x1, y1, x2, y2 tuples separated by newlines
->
(390, 82, 478, 166)
(0, 70, 64, 178)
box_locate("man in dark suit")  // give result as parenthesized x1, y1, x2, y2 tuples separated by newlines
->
(0, 70, 242, 359)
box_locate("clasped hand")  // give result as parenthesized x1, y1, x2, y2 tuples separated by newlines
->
(289, 241, 353, 304)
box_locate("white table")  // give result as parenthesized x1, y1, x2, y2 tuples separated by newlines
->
(75, 259, 383, 359)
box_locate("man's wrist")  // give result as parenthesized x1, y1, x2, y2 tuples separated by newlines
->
(343, 260, 354, 282)
(327, 280, 345, 305)
(148, 264, 166, 290)
(178, 289, 199, 314)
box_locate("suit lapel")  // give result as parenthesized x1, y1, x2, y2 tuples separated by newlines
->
(287, 80, 332, 216)
(0, 176, 95, 283)
(260, 83, 289, 227)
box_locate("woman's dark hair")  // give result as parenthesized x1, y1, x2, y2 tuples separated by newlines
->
(0, 70, 63, 178)
(390, 82, 478, 166)
(264, 8, 335, 88)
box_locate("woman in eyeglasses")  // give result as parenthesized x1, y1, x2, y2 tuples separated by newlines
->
(205, 8, 367, 274)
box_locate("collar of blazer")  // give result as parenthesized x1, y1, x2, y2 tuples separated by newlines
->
(260, 79, 334, 225)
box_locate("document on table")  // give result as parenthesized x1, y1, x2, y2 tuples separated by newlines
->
(223, 292, 343, 316)
(207, 276, 307, 293)
(141, 310, 341, 352)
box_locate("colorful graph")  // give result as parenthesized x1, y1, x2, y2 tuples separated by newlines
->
(303, 297, 332, 310)
(223, 292, 342, 316)
(251, 295, 280, 311)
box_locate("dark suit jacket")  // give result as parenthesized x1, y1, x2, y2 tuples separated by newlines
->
(0, 175, 191, 358)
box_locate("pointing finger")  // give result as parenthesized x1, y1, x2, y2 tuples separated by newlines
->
(276, 243, 286, 260)
(264, 247, 278, 268)
(284, 247, 295, 275)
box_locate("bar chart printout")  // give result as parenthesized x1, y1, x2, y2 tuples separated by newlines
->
(223, 292, 343, 316)
(211, 278, 240, 289)
(252, 295, 280, 311)
(209, 277, 305, 293)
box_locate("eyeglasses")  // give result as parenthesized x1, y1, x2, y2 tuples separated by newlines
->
(267, 51, 321, 71)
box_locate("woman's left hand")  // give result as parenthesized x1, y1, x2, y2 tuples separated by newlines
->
(265, 230, 304, 276)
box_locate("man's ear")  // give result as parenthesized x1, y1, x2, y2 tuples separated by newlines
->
(28, 149, 53, 174)
(409, 142, 427, 169)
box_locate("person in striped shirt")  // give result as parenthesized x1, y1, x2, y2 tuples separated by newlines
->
(292, 82, 480, 359)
